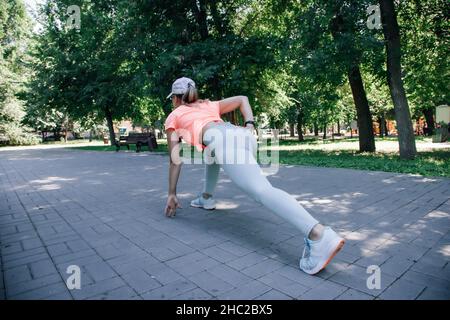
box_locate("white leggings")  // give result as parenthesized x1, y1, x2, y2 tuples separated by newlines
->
(202, 122, 319, 236)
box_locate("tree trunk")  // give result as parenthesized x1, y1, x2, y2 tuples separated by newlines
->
(378, 116, 384, 138)
(379, 0, 417, 159)
(314, 123, 319, 136)
(348, 66, 376, 152)
(289, 123, 295, 137)
(337, 121, 340, 134)
(322, 124, 327, 139)
(105, 108, 116, 146)
(422, 108, 435, 136)
(297, 111, 304, 141)
(194, 0, 209, 40)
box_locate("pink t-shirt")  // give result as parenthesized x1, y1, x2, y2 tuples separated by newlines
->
(164, 99, 224, 152)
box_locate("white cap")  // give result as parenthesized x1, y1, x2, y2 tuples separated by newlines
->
(166, 77, 196, 99)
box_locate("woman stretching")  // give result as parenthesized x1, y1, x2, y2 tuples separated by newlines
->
(164, 77, 345, 275)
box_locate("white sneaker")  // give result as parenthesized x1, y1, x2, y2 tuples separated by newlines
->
(190, 194, 216, 210)
(299, 227, 345, 275)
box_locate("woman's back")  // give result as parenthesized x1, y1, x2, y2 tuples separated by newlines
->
(164, 99, 224, 151)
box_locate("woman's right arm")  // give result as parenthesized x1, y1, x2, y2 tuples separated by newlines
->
(165, 129, 182, 217)
(218, 96, 254, 128)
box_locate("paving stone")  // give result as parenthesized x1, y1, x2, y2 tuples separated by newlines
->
(46, 243, 72, 257)
(2, 247, 46, 263)
(89, 286, 140, 300)
(217, 241, 254, 257)
(65, 239, 91, 253)
(5, 273, 62, 297)
(416, 287, 450, 300)
(401, 270, 450, 292)
(121, 269, 161, 294)
(216, 280, 271, 300)
(336, 288, 375, 300)
(256, 289, 292, 300)
(9, 282, 68, 300)
(258, 272, 309, 298)
(83, 260, 118, 282)
(379, 278, 426, 300)
(1, 242, 23, 255)
(298, 281, 348, 300)
(30, 259, 58, 278)
(240, 259, 285, 279)
(21, 238, 44, 250)
(188, 271, 235, 297)
(166, 252, 221, 277)
(45, 290, 73, 300)
(173, 288, 213, 300)
(1, 148, 449, 300)
(329, 264, 396, 296)
(141, 279, 197, 300)
(275, 265, 326, 288)
(205, 264, 252, 287)
(70, 277, 126, 300)
(203, 245, 240, 263)
(3, 252, 49, 270)
(141, 262, 183, 285)
(109, 256, 160, 275)
(379, 256, 414, 277)
(4, 265, 32, 285)
(226, 252, 269, 271)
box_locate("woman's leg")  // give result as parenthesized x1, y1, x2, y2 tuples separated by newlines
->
(203, 161, 220, 196)
(214, 141, 319, 237)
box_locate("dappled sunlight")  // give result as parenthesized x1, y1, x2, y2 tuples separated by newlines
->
(437, 245, 450, 257)
(345, 231, 368, 241)
(130, 188, 159, 196)
(426, 210, 449, 219)
(310, 198, 334, 204)
(411, 177, 439, 183)
(216, 201, 240, 210)
(84, 179, 104, 185)
(30, 176, 77, 184)
(37, 183, 61, 191)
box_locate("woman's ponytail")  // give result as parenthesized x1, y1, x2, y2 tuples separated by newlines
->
(182, 83, 198, 104)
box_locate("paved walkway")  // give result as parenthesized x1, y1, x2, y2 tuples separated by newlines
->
(0, 148, 449, 300)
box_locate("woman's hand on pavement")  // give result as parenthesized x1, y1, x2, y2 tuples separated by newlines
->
(165, 194, 182, 217)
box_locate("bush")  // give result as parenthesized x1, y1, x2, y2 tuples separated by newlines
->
(0, 123, 40, 146)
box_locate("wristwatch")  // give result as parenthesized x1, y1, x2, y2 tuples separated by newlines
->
(244, 120, 256, 127)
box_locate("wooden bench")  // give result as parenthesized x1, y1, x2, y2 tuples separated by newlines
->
(115, 132, 158, 152)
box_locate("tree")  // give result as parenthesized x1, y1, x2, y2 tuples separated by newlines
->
(269, 0, 381, 151)
(0, 0, 38, 145)
(398, 0, 449, 136)
(379, 0, 417, 159)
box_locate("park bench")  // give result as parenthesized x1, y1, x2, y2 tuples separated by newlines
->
(115, 132, 158, 152)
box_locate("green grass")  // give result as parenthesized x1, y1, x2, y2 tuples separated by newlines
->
(277, 135, 428, 145)
(69, 137, 449, 178)
(273, 149, 450, 178)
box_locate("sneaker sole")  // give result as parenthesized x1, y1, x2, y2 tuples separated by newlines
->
(301, 238, 345, 275)
(318, 239, 345, 273)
